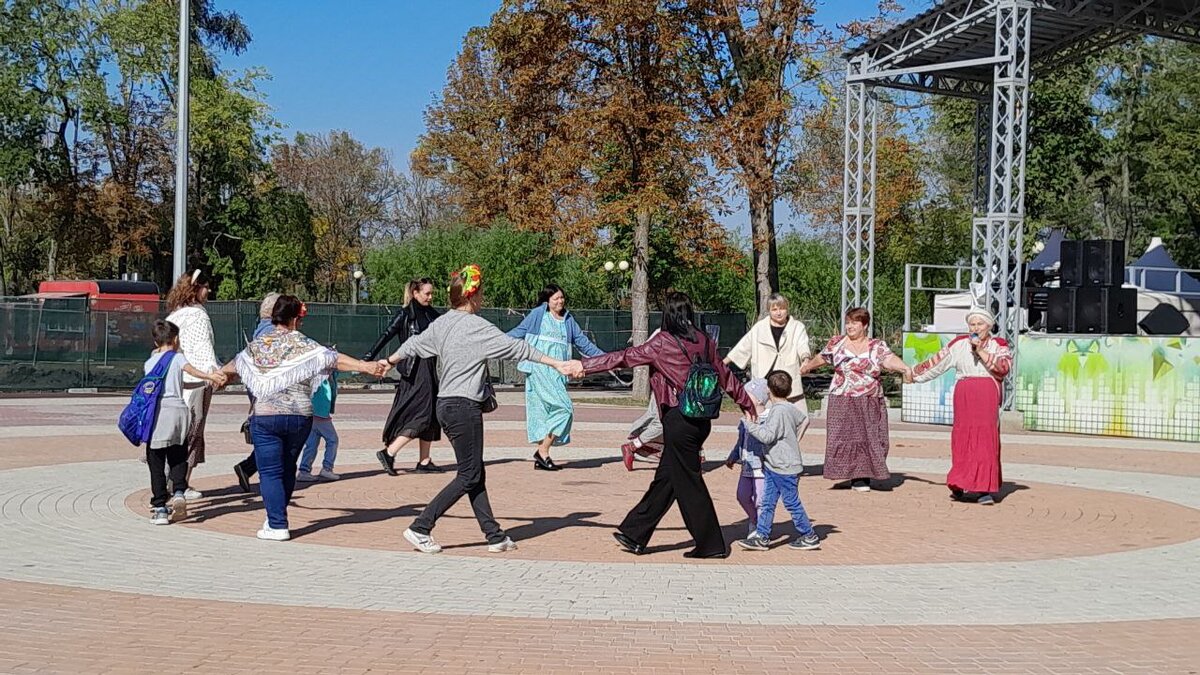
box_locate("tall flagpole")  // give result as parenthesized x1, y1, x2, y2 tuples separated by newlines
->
(172, 0, 190, 281)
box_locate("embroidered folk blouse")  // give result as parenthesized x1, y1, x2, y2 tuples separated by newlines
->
(911, 335, 1012, 387)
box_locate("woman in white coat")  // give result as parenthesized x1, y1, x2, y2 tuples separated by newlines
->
(724, 293, 811, 410)
(165, 270, 220, 498)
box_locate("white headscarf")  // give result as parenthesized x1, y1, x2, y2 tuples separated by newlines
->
(965, 307, 996, 326)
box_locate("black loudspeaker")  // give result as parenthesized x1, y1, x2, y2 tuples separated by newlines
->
(1073, 287, 1137, 334)
(1073, 286, 1105, 333)
(1045, 288, 1074, 333)
(1083, 239, 1125, 286)
(1059, 239, 1125, 287)
(1044, 287, 1137, 334)
(1139, 303, 1190, 335)
(1060, 240, 1083, 287)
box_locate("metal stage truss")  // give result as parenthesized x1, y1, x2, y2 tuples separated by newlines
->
(840, 0, 1200, 405)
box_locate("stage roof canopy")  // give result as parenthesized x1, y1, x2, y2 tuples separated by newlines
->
(845, 0, 1200, 99)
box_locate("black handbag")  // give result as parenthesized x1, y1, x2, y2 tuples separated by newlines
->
(481, 365, 499, 414)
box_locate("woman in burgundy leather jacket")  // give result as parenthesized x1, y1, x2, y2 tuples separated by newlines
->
(579, 292, 755, 559)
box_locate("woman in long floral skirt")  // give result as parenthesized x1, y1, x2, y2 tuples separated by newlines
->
(800, 307, 910, 492)
(908, 307, 1013, 505)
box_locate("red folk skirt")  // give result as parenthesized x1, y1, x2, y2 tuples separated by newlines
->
(948, 377, 1002, 493)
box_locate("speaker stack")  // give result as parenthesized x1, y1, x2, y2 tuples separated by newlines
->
(1045, 239, 1137, 334)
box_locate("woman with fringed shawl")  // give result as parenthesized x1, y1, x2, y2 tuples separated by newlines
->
(220, 295, 386, 541)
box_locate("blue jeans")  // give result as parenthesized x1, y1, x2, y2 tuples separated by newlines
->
(755, 467, 815, 539)
(251, 415, 313, 530)
(299, 417, 338, 473)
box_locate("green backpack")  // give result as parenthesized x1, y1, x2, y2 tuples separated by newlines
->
(671, 332, 722, 419)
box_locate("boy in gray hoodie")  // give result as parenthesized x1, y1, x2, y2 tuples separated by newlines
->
(735, 371, 821, 551)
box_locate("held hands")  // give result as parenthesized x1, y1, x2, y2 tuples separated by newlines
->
(902, 368, 914, 384)
(725, 458, 736, 470)
(556, 360, 585, 379)
(207, 370, 228, 389)
(361, 359, 388, 378)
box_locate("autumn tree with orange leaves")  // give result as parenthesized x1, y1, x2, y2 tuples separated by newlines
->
(418, 0, 737, 398)
(681, 0, 901, 316)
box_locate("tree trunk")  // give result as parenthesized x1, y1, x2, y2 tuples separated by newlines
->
(631, 206, 652, 401)
(749, 189, 779, 317)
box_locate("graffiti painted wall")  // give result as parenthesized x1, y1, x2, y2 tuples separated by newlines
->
(900, 332, 958, 426)
(1015, 335, 1199, 442)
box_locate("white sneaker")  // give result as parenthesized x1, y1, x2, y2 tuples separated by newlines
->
(168, 493, 188, 521)
(487, 537, 518, 553)
(403, 528, 442, 554)
(183, 488, 203, 500)
(257, 525, 290, 541)
(296, 471, 318, 482)
(150, 507, 170, 525)
(318, 469, 341, 481)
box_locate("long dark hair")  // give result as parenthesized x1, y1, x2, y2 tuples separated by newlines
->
(660, 291, 697, 338)
(536, 283, 565, 308)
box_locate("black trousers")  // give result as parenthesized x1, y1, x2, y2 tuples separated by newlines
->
(147, 444, 188, 508)
(410, 398, 505, 544)
(619, 407, 724, 555)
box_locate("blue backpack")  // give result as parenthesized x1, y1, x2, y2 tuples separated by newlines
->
(118, 350, 176, 446)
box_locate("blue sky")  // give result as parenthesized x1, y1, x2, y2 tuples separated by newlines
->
(223, 1, 925, 234)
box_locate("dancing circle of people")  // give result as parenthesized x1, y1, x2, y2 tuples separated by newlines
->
(138, 265, 1012, 556)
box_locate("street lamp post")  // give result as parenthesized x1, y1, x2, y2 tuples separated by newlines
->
(604, 260, 630, 310)
(171, 0, 190, 281)
(352, 268, 364, 307)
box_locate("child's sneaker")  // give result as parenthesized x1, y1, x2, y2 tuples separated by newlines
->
(296, 471, 318, 482)
(789, 533, 821, 550)
(182, 488, 203, 500)
(149, 507, 170, 525)
(168, 492, 188, 521)
(403, 528, 442, 554)
(318, 469, 341, 481)
(735, 533, 770, 551)
(487, 537, 518, 553)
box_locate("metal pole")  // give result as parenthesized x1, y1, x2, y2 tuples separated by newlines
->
(171, 0, 190, 281)
(904, 264, 912, 332)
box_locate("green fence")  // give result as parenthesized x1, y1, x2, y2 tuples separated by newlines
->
(0, 298, 749, 392)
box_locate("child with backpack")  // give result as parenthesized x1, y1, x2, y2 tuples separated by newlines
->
(724, 378, 769, 537)
(735, 370, 821, 552)
(140, 320, 226, 524)
(297, 371, 340, 482)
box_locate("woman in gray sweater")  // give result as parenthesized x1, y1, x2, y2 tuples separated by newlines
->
(380, 265, 575, 554)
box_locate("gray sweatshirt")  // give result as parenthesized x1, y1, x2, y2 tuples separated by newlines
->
(391, 309, 549, 402)
(745, 401, 808, 475)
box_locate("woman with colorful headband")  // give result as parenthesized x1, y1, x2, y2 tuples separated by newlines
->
(507, 283, 605, 471)
(906, 307, 1013, 506)
(379, 265, 577, 554)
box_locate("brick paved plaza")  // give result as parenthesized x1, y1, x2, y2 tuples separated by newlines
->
(1, 392, 1198, 674)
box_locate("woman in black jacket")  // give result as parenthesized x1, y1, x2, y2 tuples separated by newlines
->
(365, 277, 443, 475)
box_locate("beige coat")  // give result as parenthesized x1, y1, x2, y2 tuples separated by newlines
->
(725, 317, 811, 399)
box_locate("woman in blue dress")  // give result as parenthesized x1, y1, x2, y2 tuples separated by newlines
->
(508, 284, 605, 471)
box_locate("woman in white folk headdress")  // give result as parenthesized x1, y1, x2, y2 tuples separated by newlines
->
(907, 307, 1013, 506)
